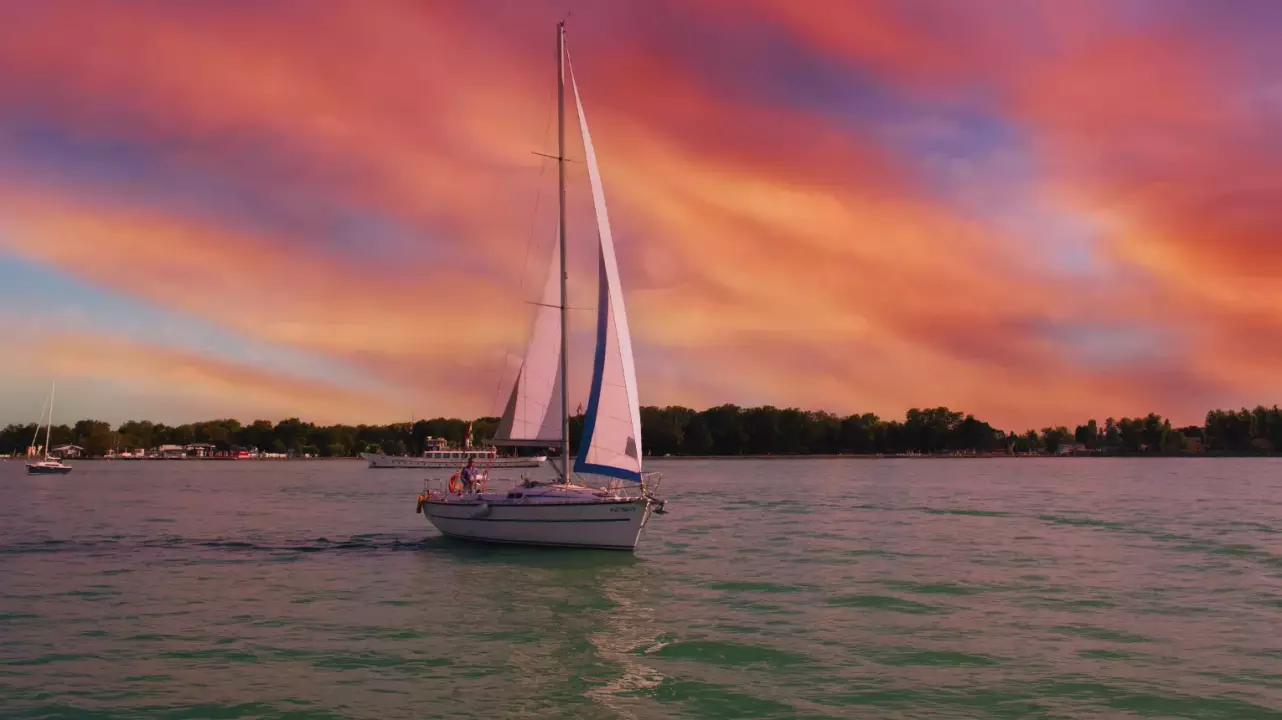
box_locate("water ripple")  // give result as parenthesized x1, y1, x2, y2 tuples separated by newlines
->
(2, 458, 1282, 717)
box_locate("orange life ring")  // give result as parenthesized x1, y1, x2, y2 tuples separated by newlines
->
(448, 473, 460, 494)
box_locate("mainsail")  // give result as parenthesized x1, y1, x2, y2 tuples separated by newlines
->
(568, 57, 644, 482)
(493, 234, 564, 447)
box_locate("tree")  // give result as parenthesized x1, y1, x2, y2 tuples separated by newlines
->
(118, 420, 157, 451)
(1075, 419, 1099, 449)
(702, 405, 748, 455)
(76, 420, 114, 456)
(1140, 413, 1170, 452)
(804, 411, 842, 454)
(954, 415, 1001, 453)
(1011, 430, 1042, 454)
(1116, 416, 1152, 453)
(237, 420, 275, 451)
(1161, 430, 1187, 454)
(16, 402, 1282, 460)
(640, 406, 687, 456)
(0, 424, 39, 455)
(904, 407, 963, 454)
(682, 414, 713, 455)
(1041, 426, 1070, 455)
(743, 406, 782, 454)
(839, 413, 877, 453)
(777, 408, 809, 454)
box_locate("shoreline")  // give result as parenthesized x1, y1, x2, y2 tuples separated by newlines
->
(2, 456, 353, 462)
(7, 453, 1270, 462)
(650, 450, 1282, 459)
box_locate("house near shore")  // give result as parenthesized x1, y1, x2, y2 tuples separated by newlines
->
(156, 444, 187, 459)
(50, 444, 85, 459)
(1056, 442, 1085, 455)
(1180, 427, 1205, 453)
(152, 443, 223, 458)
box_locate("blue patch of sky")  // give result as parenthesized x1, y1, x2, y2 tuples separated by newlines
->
(0, 252, 396, 396)
(650, 14, 1106, 278)
(1029, 317, 1175, 368)
(0, 117, 471, 273)
(1114, 0, 1281, 37)
(859, 111, 1108, 278)
(657, 10, 905, 124)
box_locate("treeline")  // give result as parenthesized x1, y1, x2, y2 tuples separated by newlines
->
(4, 405, 1282, 458)
(636, 406, 1201, 456)
(0, 417, 501, 459)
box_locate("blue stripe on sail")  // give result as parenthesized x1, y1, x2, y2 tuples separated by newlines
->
(574, 252, 609, 477)
(575, 255, 643, 484)
(578, 463, 643, 483)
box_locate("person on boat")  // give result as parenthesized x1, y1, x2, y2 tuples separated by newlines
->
(460, 457, 478, 493)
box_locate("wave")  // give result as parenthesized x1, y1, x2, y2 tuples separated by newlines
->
(0, 533, 429, 556)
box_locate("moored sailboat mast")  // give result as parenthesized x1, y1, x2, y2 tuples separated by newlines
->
(44, 381, 55, 461)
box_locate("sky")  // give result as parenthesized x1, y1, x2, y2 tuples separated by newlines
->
(0, 0, 1279, 430)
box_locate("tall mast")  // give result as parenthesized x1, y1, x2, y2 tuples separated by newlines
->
(45, 381, 55, 460)
(29, 390, 49, 455)
(556, 21, 570, 483)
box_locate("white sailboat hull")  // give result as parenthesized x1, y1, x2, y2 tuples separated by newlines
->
(421, 494, 654, 550)
(26, 460, 72, 475)
(361, 453, 545, 469)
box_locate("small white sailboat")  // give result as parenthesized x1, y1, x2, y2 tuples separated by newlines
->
(27, 382, 73, 475)
(416, 22, 664, 550)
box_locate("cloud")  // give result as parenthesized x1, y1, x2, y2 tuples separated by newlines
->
(0, 330, 411, 425)
(998, 5, 1282, 402)
(0, 1, 1276, 429)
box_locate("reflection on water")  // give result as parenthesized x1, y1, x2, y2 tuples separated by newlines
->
(2, 457, 1282, 718)
(585, 564, 666, 718)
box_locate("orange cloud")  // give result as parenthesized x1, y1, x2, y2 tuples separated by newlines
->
(1001, 13, 1282, 397)
(730, 0, 1282, 420)
(0, 330, 412, 424)
(0, 192, 525, 359)
(0, 1, 1275, 429)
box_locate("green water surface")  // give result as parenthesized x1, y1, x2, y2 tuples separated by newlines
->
(2, 457, 1281, 718)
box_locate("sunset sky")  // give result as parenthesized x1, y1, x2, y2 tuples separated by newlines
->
(1, 0, 1279, 430)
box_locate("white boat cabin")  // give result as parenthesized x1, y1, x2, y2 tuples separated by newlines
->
(420, 435, 511, 462)
(424, 448, 499, 461)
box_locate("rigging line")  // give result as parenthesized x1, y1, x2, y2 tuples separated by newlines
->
(488, 83, 559, 421)
(29, 392, 50, 450)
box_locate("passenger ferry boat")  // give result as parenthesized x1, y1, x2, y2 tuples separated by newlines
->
(361, 436, 545, 469)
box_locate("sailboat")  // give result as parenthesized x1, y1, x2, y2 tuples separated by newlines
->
(27, 382, 73, 475)
(415, 22, 665, 550)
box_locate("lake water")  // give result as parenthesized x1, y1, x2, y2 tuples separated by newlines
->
(2, 457, 1282, 719)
